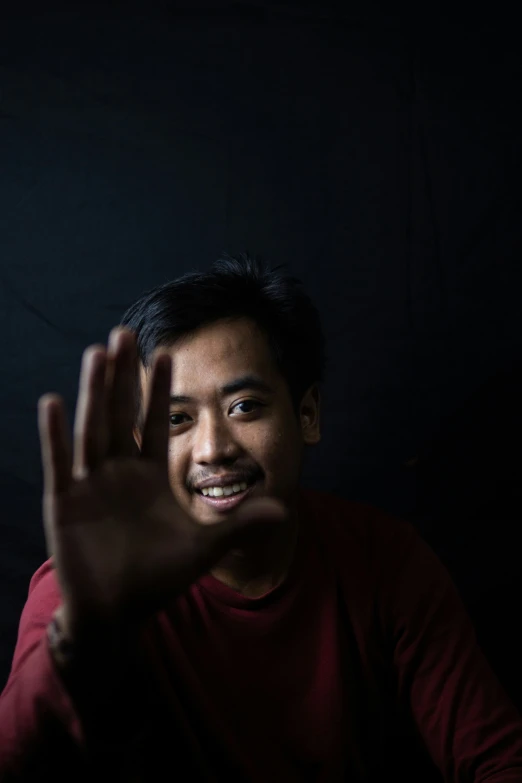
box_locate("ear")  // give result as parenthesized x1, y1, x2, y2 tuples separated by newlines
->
(299, 384, 321, 445)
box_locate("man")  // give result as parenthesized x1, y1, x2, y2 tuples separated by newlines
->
(1, 254, 521, 782)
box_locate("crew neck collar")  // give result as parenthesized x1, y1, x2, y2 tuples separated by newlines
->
(196, 492, 310, 610)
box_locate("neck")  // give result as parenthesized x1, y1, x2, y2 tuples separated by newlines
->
(210, 510, 299, 598)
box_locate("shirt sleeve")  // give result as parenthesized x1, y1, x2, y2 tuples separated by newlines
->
(0, 560, 157, 779)
(0, 559, 218, 782)
(380, 520, 522, 783)
(0, 560, 85, 779)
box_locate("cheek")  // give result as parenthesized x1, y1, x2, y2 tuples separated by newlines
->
(255, 420, 288, 451)
(167, 443, 187, 487)
(261, 422, 300, 465)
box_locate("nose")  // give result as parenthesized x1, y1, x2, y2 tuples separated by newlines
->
(192, 412, 241, 465)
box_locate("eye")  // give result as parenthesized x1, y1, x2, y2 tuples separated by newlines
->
(231, 399, 262, 415)
(169, 413, 190, 427)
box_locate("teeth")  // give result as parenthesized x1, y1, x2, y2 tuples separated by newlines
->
(201, 481, 250, 497)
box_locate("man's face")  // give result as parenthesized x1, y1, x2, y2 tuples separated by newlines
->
(134, 317, 320, 526)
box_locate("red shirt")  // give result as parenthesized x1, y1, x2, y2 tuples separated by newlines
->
(1, 488, 522, 781)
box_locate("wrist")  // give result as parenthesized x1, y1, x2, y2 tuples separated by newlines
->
(48, 602, 145, 674)
(47, 605, 76, 671)
(47, 606, 156, 751)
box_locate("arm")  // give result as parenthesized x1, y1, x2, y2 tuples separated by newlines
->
(0, 560, 156, 781)
(0, 560, 82, 779)
(381, 522, 522, 782)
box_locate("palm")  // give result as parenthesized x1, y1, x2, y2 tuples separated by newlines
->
(49, 460, 188, 622)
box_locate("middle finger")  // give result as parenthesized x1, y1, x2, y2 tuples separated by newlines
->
(105, 326, 140, 458)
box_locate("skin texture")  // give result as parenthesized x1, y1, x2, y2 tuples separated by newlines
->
(133, 317, 321, 596)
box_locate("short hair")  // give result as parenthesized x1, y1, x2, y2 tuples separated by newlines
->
(119, 253, 327, 431)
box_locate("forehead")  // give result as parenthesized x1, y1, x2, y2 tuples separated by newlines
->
(141, 318, 281, 394)
(176, 317, 269, 364)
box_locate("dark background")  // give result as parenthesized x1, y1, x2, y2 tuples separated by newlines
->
(1, 0, 521, 722)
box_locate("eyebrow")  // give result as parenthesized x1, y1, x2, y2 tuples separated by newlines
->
(169, 374, 275, 405)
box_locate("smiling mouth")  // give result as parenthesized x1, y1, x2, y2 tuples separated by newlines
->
(195, 480, 257, 512)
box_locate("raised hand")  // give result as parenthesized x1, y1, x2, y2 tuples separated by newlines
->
(38, 327, 285, 640)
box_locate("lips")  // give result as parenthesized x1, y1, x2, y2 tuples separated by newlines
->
(195, 481, 256, 513)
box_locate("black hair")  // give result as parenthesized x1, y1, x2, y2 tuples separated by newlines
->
(119, 253, 327, 431)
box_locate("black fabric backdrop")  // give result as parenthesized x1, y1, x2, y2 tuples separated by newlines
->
(1, 0, 521, 717)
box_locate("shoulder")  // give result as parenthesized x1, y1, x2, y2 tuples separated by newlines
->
(22, 558, 62, 622)
(7, 559, 62, 677)
(298, 488, 455, 636)
(298, 488, 434, 607)
(298, 487, 418, 561)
